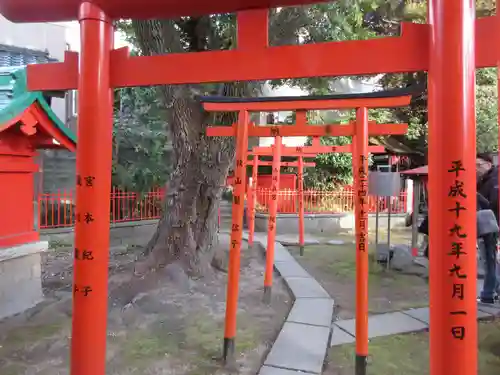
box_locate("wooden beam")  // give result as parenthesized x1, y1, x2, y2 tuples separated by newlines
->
(0, 0, 328, 23)
(206, 122, 408, 137)
(25, 18, 498, 91)
(251, 160, 316, 167)
(252, 144, 385, 156)
(26, 23, 427, 91)
(202, 95, 411, 112)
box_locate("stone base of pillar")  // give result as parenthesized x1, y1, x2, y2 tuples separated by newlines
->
(0, 241, 47, 320)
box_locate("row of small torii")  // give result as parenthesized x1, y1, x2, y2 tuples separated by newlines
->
(205, 96, 409, 363)
(2, 1, 485, 374)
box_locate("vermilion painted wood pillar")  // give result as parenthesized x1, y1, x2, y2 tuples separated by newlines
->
(263, 136, 282, 303)
(497, 4, 500, 221)
(428, 1, 477, 375)
(248, 156, 259, 248)
(354, 107, 369, 375)
(71, 3, 114, 375)
(223, 110, 249, 364)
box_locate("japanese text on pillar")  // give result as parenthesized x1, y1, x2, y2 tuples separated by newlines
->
(74, 174, 95, 298)
(357, 155, 368, 252)
(447, 160, 468, 341)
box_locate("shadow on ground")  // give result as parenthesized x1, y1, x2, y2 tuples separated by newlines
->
(325, 320, 500, 375)
(288, 242, 428, 319)
(0, 234, 291, 375)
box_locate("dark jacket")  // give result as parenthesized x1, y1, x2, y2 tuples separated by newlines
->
(418, 192, 491, 236)
(477, 166, 499, 222)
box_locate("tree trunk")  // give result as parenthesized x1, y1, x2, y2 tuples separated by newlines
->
(130, 10, 308, 277)
(134, 92, 237, 277)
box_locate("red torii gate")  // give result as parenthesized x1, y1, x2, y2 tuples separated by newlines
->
(0, 1, 485, 374)
(251, 139, 386, 256)
(246, 155, 316, 288)
(248, 159, 316, 168)
(205, 94, 410, 365)
(245, 155, 316, 244)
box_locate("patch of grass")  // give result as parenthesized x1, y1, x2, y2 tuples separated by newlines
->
(1, 363, 26, 375)
(48, 239, 73, 250)
(183, 311, 260, 374)
(121, 325, 181, 367)
(0, 321, 69, 362)
(119, 311, 260, 374)
(331, 229, 414, 246)
(184, 311, 258, 357)
(2, 322, 65, 347)
(327, 320, 500, 375)
(290, 243, 428, 314)
(292, 244, 409, 284)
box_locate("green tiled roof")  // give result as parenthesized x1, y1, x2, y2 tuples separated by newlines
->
(0, 66, 76, 144)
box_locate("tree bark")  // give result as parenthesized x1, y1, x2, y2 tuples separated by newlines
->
(130, 9, 310, 277)
(134, 90, 238, 277)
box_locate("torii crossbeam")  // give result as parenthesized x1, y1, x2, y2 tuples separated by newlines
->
(251, 142, 386, 156)
(246, 154, 317, 282)
(249, 160, 316, 168)
(245, 156, 316, 251)
(250, 141, 385, 257)
(0, 1, 482, 374)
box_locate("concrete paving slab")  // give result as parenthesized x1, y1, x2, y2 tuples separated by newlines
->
(285, 277, 330, 299)
(402, 307, 430, 324)
(276, 235, 321, 246)
(334, 312, 428, 338)
(327, 240, 349, 246)
(477, 308, 493, 319)
(274, 244, 297, 262)
(330, 325, 356, 346)
(478, 302, 500, 317)
(275, 261, 311, 278)
(287, 298, 334, 327)
(258, 366, 304, 375)
(264, 322, 330, 374)
(404, 306, 492, 324)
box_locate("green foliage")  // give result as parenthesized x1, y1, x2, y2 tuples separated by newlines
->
(112, 86, 172, 192)
(304, 135, 354, 190)
(476, 68, 498, 153)
(304, 0, 499, 170)
(113, 0, 499, 193)
(378, 1, 498, 155)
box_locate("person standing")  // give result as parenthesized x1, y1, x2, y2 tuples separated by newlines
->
(476, 153, 499, 304)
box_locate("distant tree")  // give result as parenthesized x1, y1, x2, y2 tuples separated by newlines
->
(114, 0, 498, 276)
(112, 86, 173, 193)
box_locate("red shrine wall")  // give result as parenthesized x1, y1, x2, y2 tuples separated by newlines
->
(0, 134, 39, 247)
(257, 174, 297, 212)
(256, 174, 296, 190)
(226, 174, 297, 211)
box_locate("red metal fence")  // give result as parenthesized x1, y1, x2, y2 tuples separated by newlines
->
(38, 187, 408, 229)
(38, 187, 164, 229)
(254, 188, 408, 214)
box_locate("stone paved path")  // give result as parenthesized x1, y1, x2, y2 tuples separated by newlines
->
(242, 232, 333, 375)
(242, 232, 500, 374)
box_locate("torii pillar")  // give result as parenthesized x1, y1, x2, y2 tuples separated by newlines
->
(428, 1, 477, 375)
(71, 4, 114, 375)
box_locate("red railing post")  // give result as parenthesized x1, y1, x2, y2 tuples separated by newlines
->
(264, 136, 282, 303)
(298, 157, 305, 255)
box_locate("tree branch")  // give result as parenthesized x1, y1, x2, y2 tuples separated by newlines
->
(269, 6, 311, 46)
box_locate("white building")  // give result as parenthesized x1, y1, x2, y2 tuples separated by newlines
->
(0, 16, 78, 192)
(258, 76, 382, 149)
(0, 18, 130, 193)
